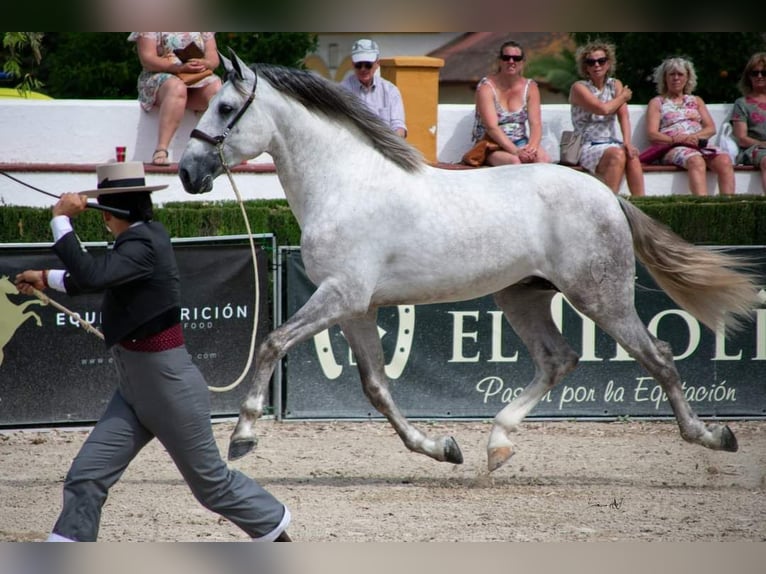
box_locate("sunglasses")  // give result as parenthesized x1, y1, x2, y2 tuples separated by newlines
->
(749, 70, 766, 78)
(585, 57, 609, 67)
(354, 62, 374, 70)
(500, 54, 524, 62)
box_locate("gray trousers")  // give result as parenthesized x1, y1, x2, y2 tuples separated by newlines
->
(52, 345, 287, 541)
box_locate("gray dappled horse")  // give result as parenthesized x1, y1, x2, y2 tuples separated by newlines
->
(179, 51, 760, 472)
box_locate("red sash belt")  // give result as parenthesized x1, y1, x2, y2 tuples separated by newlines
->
(120, 323, 184, 352)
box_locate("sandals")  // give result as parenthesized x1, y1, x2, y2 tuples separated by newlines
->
(151, 148, 170, 166)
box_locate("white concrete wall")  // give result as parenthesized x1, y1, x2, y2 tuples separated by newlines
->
(0, 99, 762, 209)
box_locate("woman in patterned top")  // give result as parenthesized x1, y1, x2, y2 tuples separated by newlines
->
(569, 39, 644, 196)
(645, 56, 734, 196)
(470, 40, 550, 166)
(730, 52, 766, 193)
(128, 33, 222, 166)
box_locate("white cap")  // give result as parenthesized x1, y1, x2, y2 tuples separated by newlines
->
(350, 39, 380, 63)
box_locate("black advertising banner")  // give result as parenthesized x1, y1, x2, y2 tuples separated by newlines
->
(282, 247, 766, 420)
(0, 236, 271, 426)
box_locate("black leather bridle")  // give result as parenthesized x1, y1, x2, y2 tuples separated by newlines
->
(189, 72, 258, 149)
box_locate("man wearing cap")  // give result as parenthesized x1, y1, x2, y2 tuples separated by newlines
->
(340, 38, 407, 138)
(14, 162, 291, 542)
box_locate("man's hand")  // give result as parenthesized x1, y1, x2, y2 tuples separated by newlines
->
(53, 193, 88, 218)
(14, 269, 45, 294)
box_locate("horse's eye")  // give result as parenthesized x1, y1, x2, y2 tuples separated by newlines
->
(218, 103, 234, 115)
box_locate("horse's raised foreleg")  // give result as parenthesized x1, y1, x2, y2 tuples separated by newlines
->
(228, 279, 370, 461)
(487, 283, 579, 471)
(340, 313, 463, 464)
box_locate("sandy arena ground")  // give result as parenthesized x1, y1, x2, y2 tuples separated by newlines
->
(1, 418, 765, 542)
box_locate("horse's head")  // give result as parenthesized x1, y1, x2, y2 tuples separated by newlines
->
(179, 49, 270, 195)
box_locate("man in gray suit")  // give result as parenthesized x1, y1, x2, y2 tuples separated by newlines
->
(15, 162, 291, 542)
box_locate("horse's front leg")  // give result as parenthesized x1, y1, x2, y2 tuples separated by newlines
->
(340, 312, 463, 464)
(228, 279, 367, 461)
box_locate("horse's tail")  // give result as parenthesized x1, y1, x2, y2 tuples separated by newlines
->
(617, 197, 761, 333)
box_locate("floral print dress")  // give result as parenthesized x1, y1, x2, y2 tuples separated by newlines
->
(655, 94, 724, 167)
(570, 78, 624, 174)
(730, 95, 766, 166)
(127, 32, 218, 111)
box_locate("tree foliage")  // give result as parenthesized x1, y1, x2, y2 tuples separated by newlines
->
(1, 32, 44, 93)
(571, 33, 766, 103)
(1, 32, 318, 99)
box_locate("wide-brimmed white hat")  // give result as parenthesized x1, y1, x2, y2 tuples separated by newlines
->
(79, 162, 168, 197)
(350, 38, 380, 63)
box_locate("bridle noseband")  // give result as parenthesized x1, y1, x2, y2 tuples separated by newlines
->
(189, 72, 258, 156)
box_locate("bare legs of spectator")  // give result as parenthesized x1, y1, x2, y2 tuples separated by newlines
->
(153, 78, 188, 165)
(708, 154, 735, 196)
(152, 77, 221, 166)
(759, 156, 766, 194)
(624, 154, 645, 196)
(487, 150, 522, 166)
(685, 155, 709, 196)
(596, 148, 644, 197)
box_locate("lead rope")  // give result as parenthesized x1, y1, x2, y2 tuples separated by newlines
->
(31, 287, 105, 340)
(205, 145, 260, 393)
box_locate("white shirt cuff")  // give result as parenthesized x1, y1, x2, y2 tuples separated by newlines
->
(47, 269, 67, 292)
(50, 215, 73, 242)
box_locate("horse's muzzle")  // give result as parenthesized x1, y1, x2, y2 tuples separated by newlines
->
(178, 165, 213, 195)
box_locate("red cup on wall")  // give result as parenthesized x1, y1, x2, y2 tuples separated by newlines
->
(115, 146, 127, 162)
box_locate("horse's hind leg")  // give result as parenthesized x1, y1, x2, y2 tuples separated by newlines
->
(568, 291, 739, 453)
(487, 282, 580, 471)
(340, 312, 463, 464)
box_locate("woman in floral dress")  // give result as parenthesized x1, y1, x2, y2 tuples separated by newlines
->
(730, 52, 766, 193)
(645, 56, 734, 196)
(569, 39, 644, 196)
(128, 33, 221, 165)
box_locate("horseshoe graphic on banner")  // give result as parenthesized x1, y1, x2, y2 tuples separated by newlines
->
(313, 305, 415, 380)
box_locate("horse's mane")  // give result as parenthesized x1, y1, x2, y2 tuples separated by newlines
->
(249, 64, 425, 173)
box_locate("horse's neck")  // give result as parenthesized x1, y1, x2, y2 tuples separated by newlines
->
(267, 103, 374, 225)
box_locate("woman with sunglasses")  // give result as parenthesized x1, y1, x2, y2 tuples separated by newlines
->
(568, 40, 644, 196)
(645, 56, 734, 196)
(468, 40, 551, 165)
(730, 52, 766, 193)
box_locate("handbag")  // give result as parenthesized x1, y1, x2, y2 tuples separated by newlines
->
(639, 143, 674, 164)
(461, 137, 500, 167)
(639, 142, 718, 164)
(176, 69, 213, 86)
(559, 130, 583, 166)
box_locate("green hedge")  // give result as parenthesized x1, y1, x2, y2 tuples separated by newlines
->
(1, 196, 765, 247)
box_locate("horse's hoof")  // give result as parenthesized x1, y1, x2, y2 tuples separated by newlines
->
(721, 425, 738, 452)
(444, 436, 463, 464)
(487, 446, 514, 472)
(228, 437, 258, 461)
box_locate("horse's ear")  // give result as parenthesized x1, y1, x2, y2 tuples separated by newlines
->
(219, 50, 234, 75)
(227, 48, 256, 84)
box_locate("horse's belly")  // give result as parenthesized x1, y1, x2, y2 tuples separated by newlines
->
(372, 268, 530, 307)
